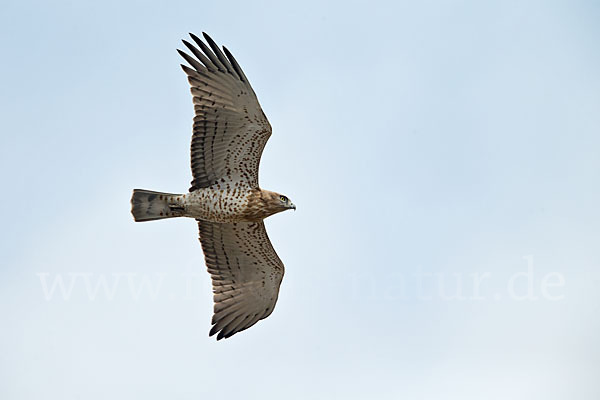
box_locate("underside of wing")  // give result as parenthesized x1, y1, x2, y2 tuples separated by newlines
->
(197, 220, 284, 340)
(178, 33, 272, 191)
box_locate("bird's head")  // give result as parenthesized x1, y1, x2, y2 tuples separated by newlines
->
(262, 190, 296, 213)
(246, 189, 296, 220)
(274, 193, 296, 212)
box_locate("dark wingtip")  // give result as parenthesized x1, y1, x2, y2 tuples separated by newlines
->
(224, 331, 236, 339)
(202, 32, 219, 48)
(189, 32, 202, 43)
(209, 325, 218, 337)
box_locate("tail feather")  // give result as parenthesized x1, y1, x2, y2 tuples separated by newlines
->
(131, 189, 185, 222)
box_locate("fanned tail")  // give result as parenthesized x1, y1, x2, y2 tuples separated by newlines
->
(130, 189, 185, 222)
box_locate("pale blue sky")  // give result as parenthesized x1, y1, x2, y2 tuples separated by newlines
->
(1, 0, 599, 399)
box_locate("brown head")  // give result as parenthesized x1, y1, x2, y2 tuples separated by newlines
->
(243, 189, 296, 221)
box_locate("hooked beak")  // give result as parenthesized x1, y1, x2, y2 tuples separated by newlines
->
(290, 203, 296, 211)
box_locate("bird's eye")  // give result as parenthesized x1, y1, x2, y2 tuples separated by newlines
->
(280, 196, 287, 202)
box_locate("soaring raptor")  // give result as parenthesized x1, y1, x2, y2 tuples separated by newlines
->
(131, 33, 295, 340)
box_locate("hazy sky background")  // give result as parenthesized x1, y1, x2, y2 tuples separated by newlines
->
(1, 0, 599, 399)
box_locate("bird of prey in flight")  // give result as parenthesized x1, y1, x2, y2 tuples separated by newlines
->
(131, 33, 295, 340)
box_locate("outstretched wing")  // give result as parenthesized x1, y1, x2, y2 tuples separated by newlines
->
(197, 220, 285, 340)
(178, 33, 272, 191)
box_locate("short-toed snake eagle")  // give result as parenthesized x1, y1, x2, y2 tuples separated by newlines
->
(131, 33, 295, 340)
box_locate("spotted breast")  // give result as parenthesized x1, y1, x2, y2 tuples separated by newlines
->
(183, 187, 252, 223)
